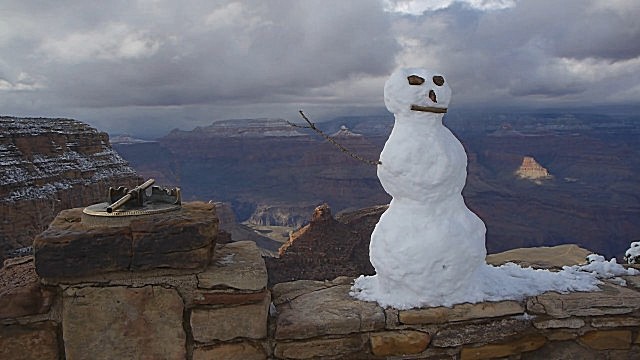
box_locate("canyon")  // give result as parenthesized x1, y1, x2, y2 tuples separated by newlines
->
(0, 117, 140, 257)
(114, 112, 640, 259)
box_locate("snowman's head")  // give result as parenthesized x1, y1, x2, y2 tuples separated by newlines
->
(384, 68, 452, 115)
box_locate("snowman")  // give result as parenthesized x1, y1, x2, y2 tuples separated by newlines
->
(352, 68, 487, 309)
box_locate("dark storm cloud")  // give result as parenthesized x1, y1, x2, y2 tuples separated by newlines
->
(5, 0, 398, 109)
(391, 0, 640, 107)
(0, 0, 638, 136)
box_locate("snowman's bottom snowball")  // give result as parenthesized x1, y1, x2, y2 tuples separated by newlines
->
(350, 262, 605, 310)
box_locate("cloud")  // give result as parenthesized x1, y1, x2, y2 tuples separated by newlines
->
(3, 1, 397, 111)
(389, 0, 640, 107)
(384, 0, 516, 14)
(0, 0, 638, 137)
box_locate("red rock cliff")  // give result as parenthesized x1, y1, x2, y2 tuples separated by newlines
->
(0, 117, 140, 254)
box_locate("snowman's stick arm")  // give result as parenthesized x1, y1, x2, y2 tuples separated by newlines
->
(287, 110, 382, 166)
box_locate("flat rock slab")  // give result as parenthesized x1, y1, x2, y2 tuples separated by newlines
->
(193, 342, 267, 360)
(34, 201, 217, 279)
(62, 285, 185, 360)
(197, 241, 267, 291)
(273, 278, 385, 340)
(370, 330, 431, 357)
(486, 244, 591, 269)
(526, 283, 640, 318)
(399, 300, 524, 325)
(274, 334, 368, 360)
(190, 293, 270, 342)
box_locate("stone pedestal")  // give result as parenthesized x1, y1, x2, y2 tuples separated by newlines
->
(34, 201, 218, 282)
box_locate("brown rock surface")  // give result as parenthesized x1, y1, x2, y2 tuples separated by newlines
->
(578, 330, 633, 350)
(0, 256, 54, 319)
(193, 342, 267, 360)
(0, 116, 140, 253)
(515, 156, 553, 182)
(486, 244, 591, 269)
(460, 335, 546, 360)
(273, 278, 385, 340)
(190, 294, 269, 342)
(34, 201, 217, 279)
(521, 340, 599, 360)
(193, 289, 269, 306)
(265, 204, 374, 285)
(370, 330, 431, 357)
(0, 322, 59, 360)
(526, 283, 640, 318)
(533, 318, 585, 330)
(432, 318, 533, 347)
(62, 285, 185, 360)
(399, 300, 524, 325)
(274, 334, 368, 360)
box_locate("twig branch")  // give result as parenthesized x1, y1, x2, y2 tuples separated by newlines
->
(287, 111, 381, 166)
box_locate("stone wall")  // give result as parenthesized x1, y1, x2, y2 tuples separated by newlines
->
(0, 240, 272, 360)
(271, 275, 640, 359)
(1, 206, 639, 359)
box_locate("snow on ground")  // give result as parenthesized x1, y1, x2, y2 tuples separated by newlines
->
(351, 253, 639, 310)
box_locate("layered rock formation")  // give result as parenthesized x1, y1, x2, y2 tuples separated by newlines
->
(248, 203, 319, 228)
(122, 117, 390, 219)
(213, 202, 282, 255)
(515, 156, 553, 183)
(115, 115, 640, 259)
(0, 117, 140, 254)
(266, 204, 375, 285)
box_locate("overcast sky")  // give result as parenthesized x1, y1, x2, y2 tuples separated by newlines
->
(1, 0, 639, 137)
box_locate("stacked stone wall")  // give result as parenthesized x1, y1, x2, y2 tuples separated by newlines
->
(1, 205, 639, 359)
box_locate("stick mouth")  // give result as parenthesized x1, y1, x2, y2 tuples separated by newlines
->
(410, 104, 448, 113)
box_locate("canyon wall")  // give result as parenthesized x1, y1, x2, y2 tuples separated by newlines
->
(0, 117, 140, 254)
(115, 115, 640, 259)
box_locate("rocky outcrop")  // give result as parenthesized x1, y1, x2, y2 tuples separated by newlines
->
(248, 203, 318, 228)
(486, 244, 591, 269)
(213, 202, 283, 255)
(151, 117, 390, 222)
(0, 117, 140, 254)
(515, 156, 553, 183)
(265, 204, 375, 285)
(34, 202, 218, 281)
(117, 115, 640, 260)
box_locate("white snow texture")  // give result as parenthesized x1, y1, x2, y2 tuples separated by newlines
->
(351, 68, 637, 309)
(624, 242, 640, 264)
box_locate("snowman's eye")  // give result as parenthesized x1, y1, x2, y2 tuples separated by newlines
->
(433, 76, 445, 86)
(407, 75, 425, 85)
